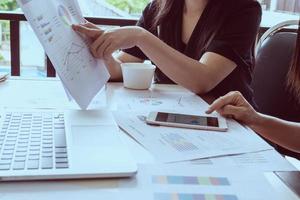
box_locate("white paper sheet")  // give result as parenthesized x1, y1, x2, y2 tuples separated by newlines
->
(0, 179, 120, 200)
(0, 82, 107, 110)
(180, 150, 296, 172)
(114, 111, 273, 162)
(0, 164, 284, 200)
(114, 89, 209, 114)
(117, 164, 282, 200)
(18, 0, 110, 109)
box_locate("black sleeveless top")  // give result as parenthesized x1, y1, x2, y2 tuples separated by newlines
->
(124, 0, 262, 106)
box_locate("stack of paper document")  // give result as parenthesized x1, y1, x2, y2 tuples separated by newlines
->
(18, 0, 110, 109)
(113, 88, 278, 163)
(114, 111, 273, 162)
(117, 164, 283, 200)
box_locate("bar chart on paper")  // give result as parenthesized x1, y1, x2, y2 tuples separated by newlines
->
(116, 165, 282, 200)
(152, 175, 235, 200)
(154, 193, 238, 200)
(160, 133, 198, 152)
(152, 175, 230, 186)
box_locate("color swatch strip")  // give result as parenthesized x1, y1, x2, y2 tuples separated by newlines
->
(154, 193, 238, 200)
(152, 176, 230, 186)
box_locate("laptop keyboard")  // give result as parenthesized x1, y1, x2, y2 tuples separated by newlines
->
(0, 112, 69, 171)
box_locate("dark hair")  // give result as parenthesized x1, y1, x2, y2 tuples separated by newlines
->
(152, 0, 174, 28)
(151, 0, 231, 59)
(287, 20, 300, 102)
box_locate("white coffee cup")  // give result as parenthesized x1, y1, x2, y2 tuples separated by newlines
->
(121, 63, 156, 90)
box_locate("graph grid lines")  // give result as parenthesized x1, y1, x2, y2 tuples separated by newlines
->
(161, 133, 198, 152)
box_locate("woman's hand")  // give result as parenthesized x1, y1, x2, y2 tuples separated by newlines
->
(72, 22, 145, 60)
(206, 91, 259, 126)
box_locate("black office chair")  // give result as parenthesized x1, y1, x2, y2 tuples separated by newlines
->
(253, 20, 300, 158)
(253, 20, 300, 122)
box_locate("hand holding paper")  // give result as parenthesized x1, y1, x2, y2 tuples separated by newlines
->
(18, 0, 110, 109)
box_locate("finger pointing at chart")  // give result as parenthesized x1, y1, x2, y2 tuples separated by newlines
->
(206, 91, 259, 126)
(72, 23, 103, 40)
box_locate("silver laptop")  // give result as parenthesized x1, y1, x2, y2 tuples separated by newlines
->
(0, 109, 137, 181)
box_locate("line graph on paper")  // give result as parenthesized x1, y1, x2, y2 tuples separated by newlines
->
(63, 42, 85, 69)
(60, 42, 94, 81)
(32, 13, 94, 82)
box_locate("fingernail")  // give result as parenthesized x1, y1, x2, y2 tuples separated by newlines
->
(205, 110, 210, 114)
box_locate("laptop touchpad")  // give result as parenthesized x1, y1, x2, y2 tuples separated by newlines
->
(70, 125, 123, 167)
(71, 125, 117, 147)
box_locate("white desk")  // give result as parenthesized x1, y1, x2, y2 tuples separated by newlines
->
(0, 78, 298, 200)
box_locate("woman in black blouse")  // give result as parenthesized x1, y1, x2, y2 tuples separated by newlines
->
(73, 0, 261, 105)
(206, 23, 300, 153)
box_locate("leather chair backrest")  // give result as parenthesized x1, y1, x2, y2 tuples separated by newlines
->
(252, 32, 300, 122)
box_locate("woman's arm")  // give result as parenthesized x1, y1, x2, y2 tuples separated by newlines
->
(73, 24, 237, 94)
(71, 23, 144, 81)
(104, 52, 143, 81)
(206, 91, 300, 153)
(136, 29, 237, 94)
(252, 113, 300, 153)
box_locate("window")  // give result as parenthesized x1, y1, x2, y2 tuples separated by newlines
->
(79, 0, 149, 17)
(0, 0, 18, 75)
(0, 0, 150, 77)
(259, 0, 300, 27)
(259, 0, 300, 13)
(0, 0, 298, 78)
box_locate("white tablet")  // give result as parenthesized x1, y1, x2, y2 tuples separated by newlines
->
(146, 111, 228, 132)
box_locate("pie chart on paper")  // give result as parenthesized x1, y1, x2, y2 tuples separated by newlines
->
(58, 5, 72, 26)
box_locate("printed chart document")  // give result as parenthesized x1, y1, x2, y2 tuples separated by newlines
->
(114, 111, 273, 162)
(18, 0, 110, 109)
(0, 165, 285, 200)
(118, 164, 282, 200)
(184, 150, 296, 172)
(114, 89, 209, 114)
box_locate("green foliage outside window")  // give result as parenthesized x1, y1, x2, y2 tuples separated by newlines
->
(105, 0, 149, 14)
(0, 0, 18, 11)
(0, 0, 18, 61)
(0, 0, 18, 38)
(0, 0, 150, 61)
